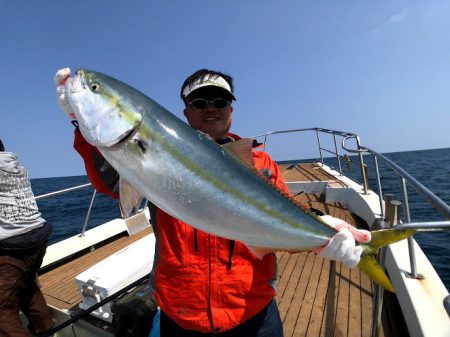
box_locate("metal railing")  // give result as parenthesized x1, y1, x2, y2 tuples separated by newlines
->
(341, 141, 450, 272)
(256, 127, 450, 254)
(342, 140, 450, 220)
(255, 127, 450, 222)
(341, 140, 450, 337)
(255, 127, 370, 193)
(34, 183, 92, 201)
(255, 127, 450, 337)
(35, 182, 99, 237)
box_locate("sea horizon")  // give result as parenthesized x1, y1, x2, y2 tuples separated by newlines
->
(29, 146, 450, 180)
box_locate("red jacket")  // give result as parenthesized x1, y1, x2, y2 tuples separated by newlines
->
(74, 129, 289, 333)
(73, 127, 119, 199)
(153, 138, 289, 333)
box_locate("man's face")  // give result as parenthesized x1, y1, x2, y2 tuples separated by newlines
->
(183, 87, 233, 140)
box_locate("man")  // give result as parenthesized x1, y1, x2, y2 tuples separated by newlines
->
(0, 140, 54, 337)
(54, 68, 370, 337)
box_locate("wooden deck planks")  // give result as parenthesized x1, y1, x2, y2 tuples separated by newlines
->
(39, 227, 153, 310)
(276, 251, 376, 337)
(348, 266, 362, 337)
(335, 262, 351, 337)
(277, 163, 379, 337)
(277, 253, 304, 316)
(287, 253, 316, 335)
(306, 257, 330, 337)
(361, 268, 376, 337)
(279, 163, 347, 188)
(290, 254, 324, 337)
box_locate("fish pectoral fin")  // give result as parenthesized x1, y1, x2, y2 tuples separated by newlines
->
(222, 138, 255, 168)
(119, 177, 144, 218)
(246, 245, 274, 260)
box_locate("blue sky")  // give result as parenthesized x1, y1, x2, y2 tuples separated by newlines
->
(1, 0, 450, 178)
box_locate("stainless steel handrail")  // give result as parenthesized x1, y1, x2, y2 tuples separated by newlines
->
(342, 137, 450, 312)
(80, 190, 97, 237)
(34, 183, 92, 200)
(255, 127, 369, 192)
(254, 127, 359, 139)
(256, 127, 450, 337)
(341, 141, 450, 297)
(342, 141, 450, 220)
(394, 221, 450, 230)
(34, 182, 98, 235)
(256, 127, 450, 220)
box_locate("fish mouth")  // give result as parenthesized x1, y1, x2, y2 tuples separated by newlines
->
(71, 71, 84, 93)
(67, 69, 143, 147)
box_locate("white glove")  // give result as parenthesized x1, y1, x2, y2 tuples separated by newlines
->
(316, 215, 371, 268)
(53, 68, 76, 119)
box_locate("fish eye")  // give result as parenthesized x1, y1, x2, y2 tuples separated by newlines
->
(90, 82, 101, 93)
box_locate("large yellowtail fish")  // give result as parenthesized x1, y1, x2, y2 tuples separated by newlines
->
(64, 69, 415, 292)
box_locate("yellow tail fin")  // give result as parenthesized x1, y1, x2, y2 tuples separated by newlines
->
(358, 228, 416, 293)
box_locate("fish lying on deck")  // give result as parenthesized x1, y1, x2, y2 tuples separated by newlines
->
(63, 69, 415, 292)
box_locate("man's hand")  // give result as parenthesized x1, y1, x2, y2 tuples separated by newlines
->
(53, 68, 75, 119)
(316, 215, 371, 268)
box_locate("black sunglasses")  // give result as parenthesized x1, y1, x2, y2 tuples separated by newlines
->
(188, 98, 231, 110)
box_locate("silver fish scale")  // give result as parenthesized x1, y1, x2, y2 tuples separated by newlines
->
(70, 70, 336, 252)
(104, 118, 333, 251)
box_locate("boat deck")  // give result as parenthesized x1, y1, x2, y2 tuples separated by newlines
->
(276, 163, 373, 337)
(279, 162, 347, 187)
(275, 192, 376, 336)
(39, 227, 153, 310)
(39, 163, 407, 337)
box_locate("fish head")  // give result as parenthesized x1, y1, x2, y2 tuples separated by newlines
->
(66, 69, 142, 147)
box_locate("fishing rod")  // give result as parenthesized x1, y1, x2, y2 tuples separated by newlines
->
(36, 274, 151, 337)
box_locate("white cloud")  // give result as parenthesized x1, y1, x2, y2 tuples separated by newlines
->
(372, 6, 411, 35)
(388, 7, 410, 24)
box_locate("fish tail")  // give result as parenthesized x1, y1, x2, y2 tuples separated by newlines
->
(358, 228, 416, 293)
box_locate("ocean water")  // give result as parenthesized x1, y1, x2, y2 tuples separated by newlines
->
(31, 176, 121, 243)
(380, 149, 450, 290)
(31, 148, 450, 291)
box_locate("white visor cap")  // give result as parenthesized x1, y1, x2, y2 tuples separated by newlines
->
(182, 73, 235, 100)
